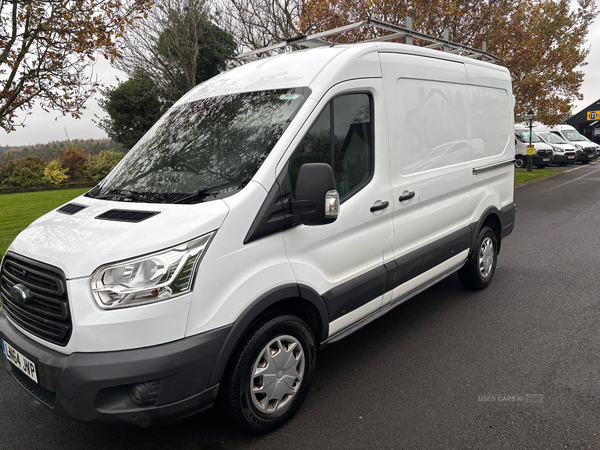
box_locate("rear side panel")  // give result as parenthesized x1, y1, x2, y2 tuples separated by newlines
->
(465, 61, 515, 225)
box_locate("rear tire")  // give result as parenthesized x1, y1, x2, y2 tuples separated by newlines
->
(458, 226, 498, 290)
(221, 314, 316, 434)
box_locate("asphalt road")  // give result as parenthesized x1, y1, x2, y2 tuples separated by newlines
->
(2, 164, 600, 449)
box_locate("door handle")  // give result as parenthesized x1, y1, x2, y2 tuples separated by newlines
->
(399, 191, 415, 202)
(370, 201, 389, 212)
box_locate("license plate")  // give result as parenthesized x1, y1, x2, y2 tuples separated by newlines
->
(1, 339, 38, 383)
(568, 156, 575, 159)
(543, 158, 550, 162)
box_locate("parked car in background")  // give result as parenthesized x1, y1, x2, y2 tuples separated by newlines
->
(582, 135, 600, 153)
(535, 127, 577, 166)
(514, 125, 553, 169)
(550, 125, 597, 164)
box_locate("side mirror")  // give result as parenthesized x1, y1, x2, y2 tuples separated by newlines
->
(291, 163, 339, 225)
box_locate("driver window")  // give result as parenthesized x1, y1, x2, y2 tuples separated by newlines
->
(288, 93, 372, 200)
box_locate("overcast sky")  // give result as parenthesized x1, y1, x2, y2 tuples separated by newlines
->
(2, 9, 600, 147)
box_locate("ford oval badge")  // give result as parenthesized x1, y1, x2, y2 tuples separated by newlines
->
(10, 284, 31, 305)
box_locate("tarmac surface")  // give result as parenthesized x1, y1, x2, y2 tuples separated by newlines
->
(1, 163, 600, 449)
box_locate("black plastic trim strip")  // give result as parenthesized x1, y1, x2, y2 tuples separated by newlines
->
(385, 225, 471, 292)
(500, 202, 516, 238)
(322, 225, 471, 322)
(323, 266, 387, 322)
(324, 260, 465, 345)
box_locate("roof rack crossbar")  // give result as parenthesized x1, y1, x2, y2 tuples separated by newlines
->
(236, 17, 499, 64)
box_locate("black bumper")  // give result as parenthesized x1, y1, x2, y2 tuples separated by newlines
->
(552, 154, 576, 164)
(576, 150, 596, 162)
(0, 311, 231, 427)
(531, 154, 552, 166)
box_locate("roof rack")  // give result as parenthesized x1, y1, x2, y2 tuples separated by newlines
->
(237, 17, 499, 64)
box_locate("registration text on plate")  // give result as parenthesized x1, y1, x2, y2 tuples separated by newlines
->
(1, 339, 38, 383)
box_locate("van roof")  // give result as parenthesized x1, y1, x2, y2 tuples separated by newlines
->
(175, 41, 510, 107)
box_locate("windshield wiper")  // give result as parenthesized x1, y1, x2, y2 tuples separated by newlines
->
(173, 179, 251, 204)
(90, 191, 162, 203)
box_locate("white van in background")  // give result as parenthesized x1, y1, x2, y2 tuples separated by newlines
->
(535, 126, 577, 166)
(551, 124, 597, 163)
(514, 124, 553, 169)
(0, 22, 516, 433)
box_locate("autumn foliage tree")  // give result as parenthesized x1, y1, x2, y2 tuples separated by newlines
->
(0, 0, 151, 133)
(296, 0, 598, 124)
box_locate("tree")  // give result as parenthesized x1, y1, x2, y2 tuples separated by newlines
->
(59, 144, 88, 180)
(299, 0, 598, 125)
(216, 0, 302, 51)
(44, 160, 69, 184)
(96, 73, 163, 149)
(5, 155, 47, 187)
(0, 0, 151, 133)
(87, 149, 126, 180)
(113, 0, 237, 105)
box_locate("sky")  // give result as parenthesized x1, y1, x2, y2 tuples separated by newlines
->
(2, 7, 600, 147)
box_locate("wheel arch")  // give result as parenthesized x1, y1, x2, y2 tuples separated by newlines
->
(208, 284, 328, 387)
(469, 207, 503, 257)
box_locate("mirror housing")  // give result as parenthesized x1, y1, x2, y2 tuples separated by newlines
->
(291, 163, 339, 225)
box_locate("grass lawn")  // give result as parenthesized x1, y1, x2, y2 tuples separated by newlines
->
(514, 168, 559, 186)
(0, 187, 89, 258)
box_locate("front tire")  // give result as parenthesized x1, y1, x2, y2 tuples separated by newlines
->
(458, 226, 498, 290)
(222, 314, 316, 434)
(514, 156, 526, 168)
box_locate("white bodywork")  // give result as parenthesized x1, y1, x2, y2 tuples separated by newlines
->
(514, 124, 553, 156)
(551, 124, 598, 151)
(5, 43, 515, 354)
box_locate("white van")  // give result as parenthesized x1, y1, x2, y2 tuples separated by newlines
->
(535, 126, 577, 166)
(0, 22, 516, 432)
(550, 124, 597, 163)
(514, 124, 553, 168)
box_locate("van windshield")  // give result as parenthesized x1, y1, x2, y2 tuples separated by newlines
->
(515, 131, 541, 143)
(90, 88, 310, 204)
(538, 132, 566, 144)
(562, 130, 585, 141)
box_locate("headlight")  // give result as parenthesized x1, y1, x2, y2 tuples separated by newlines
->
(91, 232, 214, 309)
(552, 146, 564, 153)
(575, 144, 583, 150)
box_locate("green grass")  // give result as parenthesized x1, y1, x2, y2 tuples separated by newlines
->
(514, 168, 559, 186)
(0, 188, 90, 258)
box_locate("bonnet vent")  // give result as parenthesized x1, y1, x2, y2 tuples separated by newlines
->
(57, 203, 88, 215)
(95, 209, 160, 223)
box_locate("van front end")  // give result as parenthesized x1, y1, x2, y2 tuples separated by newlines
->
(0, 200, 233, 426)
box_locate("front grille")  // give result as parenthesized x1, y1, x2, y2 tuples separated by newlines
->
(537, 150, 552, 157)
(585, 149, 595, 156)
(0, 253, 71, 346)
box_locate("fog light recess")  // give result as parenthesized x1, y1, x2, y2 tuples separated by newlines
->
(128, 380, 160, 406)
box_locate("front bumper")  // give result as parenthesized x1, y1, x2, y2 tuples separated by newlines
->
(0, 311, 231, 427)
(576, 150, 595, 163)
(552, 153, 576, 164)
(531, 154, 552, 166)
